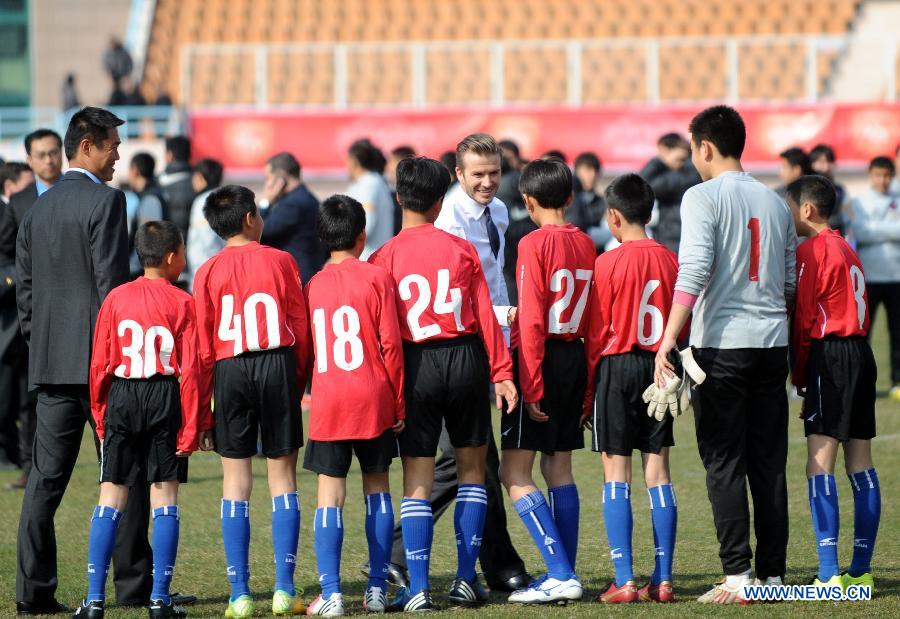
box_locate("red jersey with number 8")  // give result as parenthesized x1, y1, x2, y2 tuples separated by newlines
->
(369, 224, 512, 382)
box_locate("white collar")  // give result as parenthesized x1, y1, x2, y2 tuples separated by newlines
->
(68, 168, 103, 184)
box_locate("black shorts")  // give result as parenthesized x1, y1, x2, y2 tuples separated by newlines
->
(101, 377, 181, 485)
(303, 429, 398, 477)
(589, 351, 673, 456)
(803, 337, 876, 441)
(213, 347, 303, 459)
(400, 334, 491, 458)
(501, 339, 586, 454)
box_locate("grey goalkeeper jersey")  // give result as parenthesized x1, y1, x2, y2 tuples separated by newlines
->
(675, 171, 797, 349)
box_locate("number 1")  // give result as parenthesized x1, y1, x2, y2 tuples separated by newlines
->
(748, 218, 760, 282)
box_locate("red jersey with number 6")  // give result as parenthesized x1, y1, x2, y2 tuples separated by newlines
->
(369, 224, 512, 382)
(791, 229, 869, 388)
(512, 224, 596, 403)
(583, 239, 680, 413)
(193, 242, 309, 416)
(89, 276, 208, 452)
(305, 257, 405, 441)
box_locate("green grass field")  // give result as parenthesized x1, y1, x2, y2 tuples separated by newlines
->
(1, 318, 898, 618)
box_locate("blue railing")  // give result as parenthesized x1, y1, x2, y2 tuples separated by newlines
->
(0, 105, 186, 140)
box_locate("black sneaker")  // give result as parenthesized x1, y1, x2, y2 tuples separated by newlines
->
(72, 600, 104, 619)
(148, 599, 187, 618)
(448, 577, 489, 605)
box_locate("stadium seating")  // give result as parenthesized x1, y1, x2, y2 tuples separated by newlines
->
(143, 0, 860, 106)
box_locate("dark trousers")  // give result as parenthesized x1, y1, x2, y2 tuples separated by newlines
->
(390, 427, 526, 584)
(16, 385, 152, 606)
(0, 343, 34, 472)
(692, 347, 789, 579)
(867, 282, 900, 384)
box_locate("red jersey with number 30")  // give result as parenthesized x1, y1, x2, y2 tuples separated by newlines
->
(512, 224, 596, 403)
(369, 224, 512, 382)
(89, 277, 208, 452)
(193, 242, 309, 416)
(305, 258, 405, 441)
(583, 239, 680, 413)
(792, 229, 869, 388)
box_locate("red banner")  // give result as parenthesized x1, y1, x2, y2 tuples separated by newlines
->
(189, 103, 900, 175)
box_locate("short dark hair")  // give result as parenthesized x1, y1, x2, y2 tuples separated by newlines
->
(869, 156, 895, 175)
(779, 147, 812, 175)
(688, 105, 746, 159)
(317, 194, 366, 252)
(193, 158, 223, 189)
(63, 107, 124, 159)
(24, 129, 62, 155)
(574, 152, 601, 172)
(785, 175, 837, 219)
(518, 158, 573, 209)
(129, 152, 155, 180)
(396, 157, 451, 213)
(498, 139, 521, 159)
(203, 185, 258, 240)
(0, 161, 31, 189)
(605, 173, 655, 224)
(541, 149, 567, 163)
(657, 132, 690, 150)
(348, 139, 385, 174)
(267, 152, 300, 178)
(809, 143, 836, 163)
(135, 220, 183, 267)
(165, 136, 191, 162)
(439, 151, 457, 177)
(391, 145, 416, 160)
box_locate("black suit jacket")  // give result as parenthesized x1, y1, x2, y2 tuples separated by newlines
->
(0, 183, 38, 359)
(16, 171, 129, 388)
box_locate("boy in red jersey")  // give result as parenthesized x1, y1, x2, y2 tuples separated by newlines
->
(583, 174, 681, 604)
(76, 221, 211, 619)
(787, 175, 879, 593)
(303, 194, 405, 616)
(193, 186, 308, 618)
(499, 158, 594, 605)
(370, 157, 517, 611)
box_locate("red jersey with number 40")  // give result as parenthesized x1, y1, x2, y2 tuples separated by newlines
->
(792, 229, 869, 388)
(193, 242, 309, 415)
(583, 239, 680, 413)
(305, 258, 405, 441)
(369, 224, 513, 382)
(89, 277, 208, 452)
(513, 224, 596, 403)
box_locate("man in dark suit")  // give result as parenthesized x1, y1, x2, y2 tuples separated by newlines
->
(14, 108, 152, 616)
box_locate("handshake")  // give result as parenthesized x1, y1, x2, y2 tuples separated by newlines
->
(643, 348, 707, 421)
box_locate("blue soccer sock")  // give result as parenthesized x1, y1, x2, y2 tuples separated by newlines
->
(221, 499, 251, 602)
(848, 468, 880, 577)
(151, 506, 180, 604)
(314, 506, 344, 597)
(647, 484, 677, 584)
(548, 484, 580, 568)
(603, 481, 634, 586)
(365, 492, 394, 590)
(272, 492, 301, 596)
(454, 484, 487, 581)
(808, 475, 840, 581)
(86, 505, 122, 603)
(400, 498, 433, 595)
(513, 490, 573, 581)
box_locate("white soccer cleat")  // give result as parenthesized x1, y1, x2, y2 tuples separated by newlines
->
(507, 575, 583, 605)
(363, 586, 387, 613)
(754, 576, 783, 586)
(697, 578, 752, 605)
(306, 593, 344, 616)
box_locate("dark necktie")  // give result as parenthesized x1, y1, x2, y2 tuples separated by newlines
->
(484, 206, 501, 258)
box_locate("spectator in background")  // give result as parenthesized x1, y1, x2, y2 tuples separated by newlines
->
(1, 163, 33, 205)
(850, 156, 900, 401)
(158, 136, 195, 242)
(102, 37, 133, 89)
(186, 158, 224, 287)
(568, 152, 610, 251)
(440, 151, 458, 187)
(776, 147, 812, 198)
(386, 145, 415, 235)
(542, 149, 567, 162)
(891, 144, 900, 194)
(497, 139, 526, 215)
(61, 73, 79, 111)
(259, 152, 325, 284)
(126, 152, 167, 276)
(639, 132, 701, 253)
(346, 139, 394, 258)
(809, 143, 849, 235)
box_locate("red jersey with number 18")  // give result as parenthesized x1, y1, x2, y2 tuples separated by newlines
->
(193, 242, 309, 416)
(305, 257, 405, 441)
(583, 239, 680, 413)
(369, 224, 513, 382)
(89, 276, 208, 452)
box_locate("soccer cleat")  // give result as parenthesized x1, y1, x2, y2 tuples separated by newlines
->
(72, 601, 104, 619)
(809, 574, 843, 588)
(273, 590, 306, 616)
(841, 571, 875, 594)
(889, 385, 900, 402)
(362, 586, 388, 613)
(447, 577, 489, 605)
(754, 576, 783, 586)
(305, 593, 344, 616)
(597, 581, 638, 604)
(637, 581, 674, 603)
(148, 599, 187, 618)
(507, 575, 583, 605)
(224, 594, 254, 619)
(388, 588, 434, 612)
(697, 578, 751, 605)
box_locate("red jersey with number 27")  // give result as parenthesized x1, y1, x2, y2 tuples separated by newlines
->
(513, 224, 596, 403)
(583, 239, 680, 413)
(369, 224, 512, 382)
(89, 276, 208, 452)
(792, 229, 869, 388)
(305, 258, 405, 441)
(193, 242, 309, 416)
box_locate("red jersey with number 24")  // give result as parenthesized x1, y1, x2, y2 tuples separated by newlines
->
(369, 224, 513, 382)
